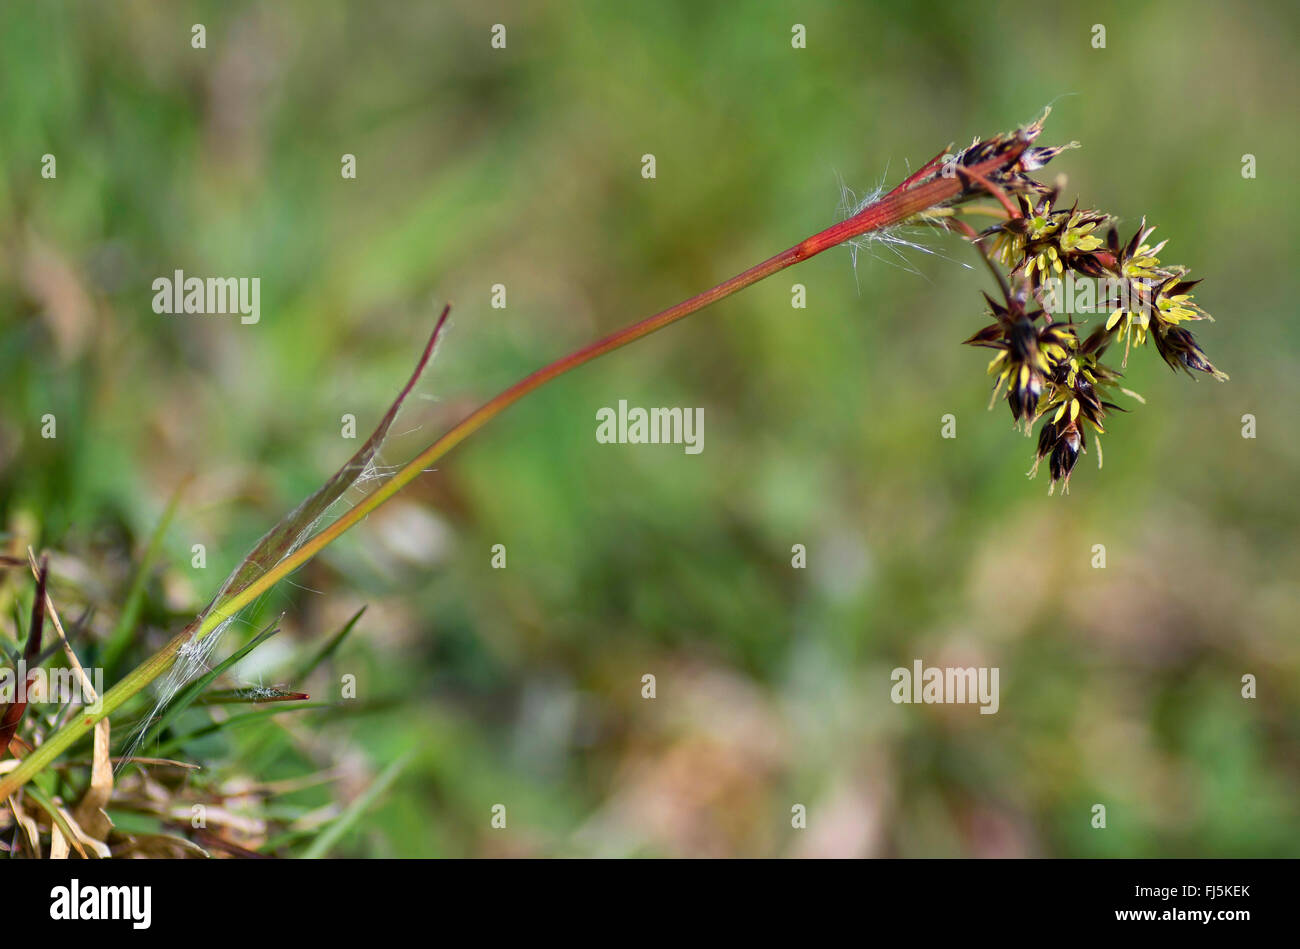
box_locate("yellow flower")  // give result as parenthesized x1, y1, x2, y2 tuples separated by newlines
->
(1060, 210, 1105, 253)
(1153, 276, 1210, 327)
(1028, 244, 1063, 277)
(1105, 307, 1150, 366)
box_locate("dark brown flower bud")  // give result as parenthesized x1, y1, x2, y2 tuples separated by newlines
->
(1152, 325, 1228, 380)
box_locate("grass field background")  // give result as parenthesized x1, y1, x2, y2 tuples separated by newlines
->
(1, 0, 1296, 856)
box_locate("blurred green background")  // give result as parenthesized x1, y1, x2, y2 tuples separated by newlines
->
(1, 0, 1297, 857)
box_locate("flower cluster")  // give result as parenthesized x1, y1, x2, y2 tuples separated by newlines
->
(943, 115, 1226, 493)
(945, 112, 1077, 197)
(988, 196, 1110, 286)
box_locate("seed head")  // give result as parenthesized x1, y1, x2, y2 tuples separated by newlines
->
(944, 114, 1226, 492)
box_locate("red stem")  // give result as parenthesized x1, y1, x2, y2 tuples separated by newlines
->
(448, 143, 1029, 434)
(196, 140, 1034, 632)
(0, 138, 1033, 800)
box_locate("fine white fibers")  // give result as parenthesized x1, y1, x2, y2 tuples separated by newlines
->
(834, 170, 968, 287)
(119, 475, 357, 766)
(125, 493, 339, 761)
(117, 616, 231, 768)
(119, 308, 450, 765)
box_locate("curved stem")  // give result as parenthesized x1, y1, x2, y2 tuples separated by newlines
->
(0, 146, 1026, 799)
(955, 163, 1021, 219)
(946, 216, 1012, 304)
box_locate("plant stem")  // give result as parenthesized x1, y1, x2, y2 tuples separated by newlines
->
(0, 143, 1025, 798)
(945, 216, 1013, 303)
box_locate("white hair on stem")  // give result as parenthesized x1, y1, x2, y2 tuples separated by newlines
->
(119, 309, 452, 766)
(833, 166, 972, 291)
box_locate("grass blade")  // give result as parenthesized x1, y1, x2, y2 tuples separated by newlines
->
(153, 703, 329, 758)
(135, 620, 282, 751)
(0, 558, 46, 757)
(301, 750, 414, 859)
(194, 687, 310, 705)
(100, 477, 189, 675)
(291, 605, 365, 682)
(197, 310, 449, 635)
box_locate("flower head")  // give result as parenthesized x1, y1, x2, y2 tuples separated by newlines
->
(949, 121, 1225, 492)
(946, 109, 1078, 203)
(965, 294, 1076, 428)
(990, 196, 1111, 286)
(1152, 324, 1228, 380)
(1034, 416, 1086, 493)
